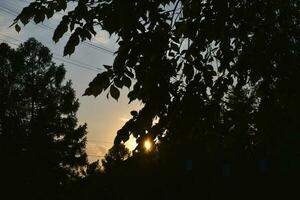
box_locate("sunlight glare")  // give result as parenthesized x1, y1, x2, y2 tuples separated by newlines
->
(125, 135, 138, 151)
(144, 140, 152, 151)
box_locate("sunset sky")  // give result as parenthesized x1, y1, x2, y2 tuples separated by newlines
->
(0, 0, 140, 161)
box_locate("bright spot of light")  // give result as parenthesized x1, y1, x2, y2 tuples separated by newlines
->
(124, 135, 138, 151)
(144, 140, 152, 151)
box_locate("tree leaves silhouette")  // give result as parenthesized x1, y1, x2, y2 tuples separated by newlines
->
(14, 0, 300, 177)
(102, 143, 130, 173)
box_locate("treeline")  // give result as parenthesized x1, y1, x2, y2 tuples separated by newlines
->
(1, 38, 300, 200)
(81, 87, 300, 200)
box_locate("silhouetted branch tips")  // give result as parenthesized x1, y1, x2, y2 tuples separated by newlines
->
(8, 0, 300, 199)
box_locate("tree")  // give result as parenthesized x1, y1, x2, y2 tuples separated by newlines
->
(14, 0, 300, 174)
(222, 87, 258, 156)
(102, 143, 130, 173)
(0, 38, 87, 199)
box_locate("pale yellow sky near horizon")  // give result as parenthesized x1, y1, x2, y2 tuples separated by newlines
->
(0, 0, 140, 162)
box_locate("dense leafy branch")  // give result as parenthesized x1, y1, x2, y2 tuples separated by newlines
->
(14, 1, 300, 161)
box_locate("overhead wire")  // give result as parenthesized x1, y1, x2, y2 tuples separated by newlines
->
(0, 31, 101, 71)
(0, 36, 101, 73)
(0, 1, 116, 158)
(0, 32, 102, 71)
(0, 38, 19, 46)
(0, 1, 116, 55)
(0, 37, 112, 158)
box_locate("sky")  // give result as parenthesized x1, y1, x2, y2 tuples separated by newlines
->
(0, 0, 140, 162)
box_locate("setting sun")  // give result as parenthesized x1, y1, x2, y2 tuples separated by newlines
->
(144, 140, 152, 151)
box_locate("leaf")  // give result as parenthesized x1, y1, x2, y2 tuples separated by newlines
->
(114, 132, 128, 144)
(15, 24, 21, 33)
(175, 22, 187, 38)
(33, 11, 45, 24)
(114, 77, 123, 88)
(59, 0, 67, 10)
(168, 51, 175, 57)
(83, 71, 110, 97)
(170, 42, 179, 51)
(130, 110, 138, 117)
(18, 6, 32, 25)
(183, 63, 194, 82)
(128, 90, 137, 103)
(53, 16, 69, 43)
(110, 84, 120, 100)
(63, 44, 75, 56)
(46, 9, 54, 19)
(63, 31, 80, 56)
(125, 70, 134, 78)
(123, 76, 131, 88)
(103, 65, 112, 70)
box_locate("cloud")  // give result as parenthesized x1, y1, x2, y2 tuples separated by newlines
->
(93, 31, 110, 45)
(86, 142, 108, 161)
(119, 117, 130, 122)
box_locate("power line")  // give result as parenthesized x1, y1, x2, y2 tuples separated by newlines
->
(0, 2, 116, 54)
(0, 6, 17, 16)
(0, 33, 102, 72)
(16, 0, 33, 5)
(0, 3, 21, 16)
(0, 37, 102, 73)
(0, 32, 103, 72)
(56, 56, 101, 72)
(53, 56, 100, 72)
(0, 38, 19, 46)
(1, 3, 116, 154)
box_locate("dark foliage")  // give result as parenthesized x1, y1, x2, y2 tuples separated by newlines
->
(12, 0, 300, 199)
(0, 38, 87, 200)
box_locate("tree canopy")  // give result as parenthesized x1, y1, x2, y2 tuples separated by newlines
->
(0, 38, 87, 199)
(14, 0, 300, 173)
(102, 143, 131, 173)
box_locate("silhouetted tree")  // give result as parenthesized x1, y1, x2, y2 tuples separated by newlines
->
(220, 86, 259, 175)
(0, 38, 87, 200)
(14, 1, 300, 198)
(102, 143, 130, 173)
(14, 0, 299, 154)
